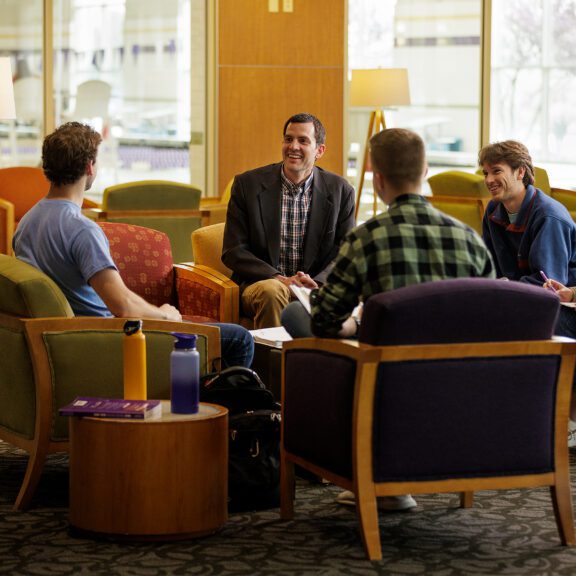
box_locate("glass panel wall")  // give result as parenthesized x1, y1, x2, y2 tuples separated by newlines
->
(348, 0, 482, 220)
(52, 0, 204, 202)
(0, 0, 43, 168)
(490, 0, 576, 189)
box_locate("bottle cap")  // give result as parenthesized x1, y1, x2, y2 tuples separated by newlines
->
(123, 319, 143, 336)
(173, 332, 197, 350)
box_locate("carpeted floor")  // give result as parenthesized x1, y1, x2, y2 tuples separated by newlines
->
(1, 440, 576, 576)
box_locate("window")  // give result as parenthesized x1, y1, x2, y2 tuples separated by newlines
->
(490, 0, 576, 187)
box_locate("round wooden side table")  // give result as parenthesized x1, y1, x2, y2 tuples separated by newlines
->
(69, 401, 228, 540)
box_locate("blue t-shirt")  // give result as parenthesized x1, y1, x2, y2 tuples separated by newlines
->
(13, 199, 117, 316)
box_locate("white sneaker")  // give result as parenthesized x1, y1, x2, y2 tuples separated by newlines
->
(569, 420, 576, 448)
(336, 489, 417, 511)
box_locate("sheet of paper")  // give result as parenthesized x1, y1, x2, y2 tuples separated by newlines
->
(290, 285, 311, 314)
(250, 326, 293, 348)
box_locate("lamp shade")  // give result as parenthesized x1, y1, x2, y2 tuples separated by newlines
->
(0, 58, 16, 120)
(350, 68, 411, 108)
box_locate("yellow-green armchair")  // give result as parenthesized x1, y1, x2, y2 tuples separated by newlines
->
(0, 253, 220, 510)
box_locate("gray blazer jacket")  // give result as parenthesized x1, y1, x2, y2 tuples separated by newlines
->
(222, 163, 356, 290)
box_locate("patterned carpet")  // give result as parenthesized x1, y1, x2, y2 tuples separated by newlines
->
(2, 440, 576, 576)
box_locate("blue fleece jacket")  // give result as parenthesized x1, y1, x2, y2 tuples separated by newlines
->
(482, 185, 576, 286)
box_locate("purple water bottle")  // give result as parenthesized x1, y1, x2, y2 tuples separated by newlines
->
(170, 333, 200, 414)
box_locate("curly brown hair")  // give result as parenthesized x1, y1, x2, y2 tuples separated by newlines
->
(478, 140, 535, 187)
(42, 122, 102, 186)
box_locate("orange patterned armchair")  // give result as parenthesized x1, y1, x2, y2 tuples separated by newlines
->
(98, 222, 225, 323)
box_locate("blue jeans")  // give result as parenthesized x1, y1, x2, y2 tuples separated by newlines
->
(209, 323, 254, 369)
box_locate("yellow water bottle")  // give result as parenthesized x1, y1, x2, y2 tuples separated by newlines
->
(123, 320, 147, 400)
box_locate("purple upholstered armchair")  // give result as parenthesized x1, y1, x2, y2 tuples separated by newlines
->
(280, 278, 576, 560)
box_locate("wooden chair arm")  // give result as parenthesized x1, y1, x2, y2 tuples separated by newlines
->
(100, 208, 214, 227)
(175, 263, 240, 324)
(0, 197, 15, 255)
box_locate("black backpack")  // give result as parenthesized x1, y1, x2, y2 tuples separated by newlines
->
(200, 366, 281, 511)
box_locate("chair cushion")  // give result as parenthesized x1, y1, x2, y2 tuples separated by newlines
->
(0, 167, 50, 221)
(359, 278, 559, 346)
(99, 222, 175, 307)
(0, 254, 73, 318)
(103, 181, 201, 210)
(192, 223, 231, 277)
(428, 170, 488, 198)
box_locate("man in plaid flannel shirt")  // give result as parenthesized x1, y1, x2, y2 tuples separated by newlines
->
(282, 128, 495, 338)
(222, 113, 355, 328)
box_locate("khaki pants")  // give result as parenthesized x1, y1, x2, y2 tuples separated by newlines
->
(241, 279, 291, 328)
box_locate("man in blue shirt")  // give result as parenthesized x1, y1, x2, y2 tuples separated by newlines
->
(14, 122, 253, 368)
(480, 139, 576, 287)
(480, 139, 576, 340)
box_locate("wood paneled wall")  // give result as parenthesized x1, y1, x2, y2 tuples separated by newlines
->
(217, 0, 346, 195)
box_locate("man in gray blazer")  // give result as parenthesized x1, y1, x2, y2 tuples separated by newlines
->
(222, 113, 356, 328)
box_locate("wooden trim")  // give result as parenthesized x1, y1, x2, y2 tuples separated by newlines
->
(0, 197, 15, 255)
(43, 0, 54, 135)
(175, 263, 239, 324)
(480, 0, 492, 148)
(100, 208, 212, 223)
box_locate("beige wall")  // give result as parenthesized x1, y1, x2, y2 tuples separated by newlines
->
(217, 0, 346, 195)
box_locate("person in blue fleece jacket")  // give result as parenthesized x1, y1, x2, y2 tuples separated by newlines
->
(480, 140, 576, 288)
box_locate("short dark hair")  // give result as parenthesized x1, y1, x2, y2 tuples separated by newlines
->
(282, 113, 326, 145)
(478, 140, 535, 187)
(42, 122, 102, 186)
(369, 128, 425, 190)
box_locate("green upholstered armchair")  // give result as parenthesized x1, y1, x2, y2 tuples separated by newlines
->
(0, 253, 220, 510)
(87, 180, 212, 264)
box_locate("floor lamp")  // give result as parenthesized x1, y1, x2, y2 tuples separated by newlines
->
(350, 68, 410, 219)
(0, 58, 17, 162)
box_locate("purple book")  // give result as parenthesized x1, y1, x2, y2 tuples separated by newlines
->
(59, 397, 162, 420)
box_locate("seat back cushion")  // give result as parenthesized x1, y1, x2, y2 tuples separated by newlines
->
(0, 254, 73, 318)
(103, 181, 201, 210)
(0, 167, 50, 221)
(191, 223, 231, 277)
(98, 222, 176, 306)
(360, 278, 559, 346)
(428, 170, 488, 198)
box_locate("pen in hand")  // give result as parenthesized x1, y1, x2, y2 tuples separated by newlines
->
(540, 270, 558, 293)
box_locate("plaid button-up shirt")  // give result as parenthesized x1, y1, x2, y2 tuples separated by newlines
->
(279, 169, 313, 277)
(311, 194, 496, 336)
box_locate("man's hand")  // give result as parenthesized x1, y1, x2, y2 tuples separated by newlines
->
(159, 303, 182, 321)
(274, 272, 318, 289)
(544, 278, 573, 302)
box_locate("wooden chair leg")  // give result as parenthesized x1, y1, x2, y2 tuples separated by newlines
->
(460, 491, 474, 508)
(356, 492, 382, 561)
(550, 483, 576, 545)
(280, 452, 295, 520)
(14, 443, 49, 510)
